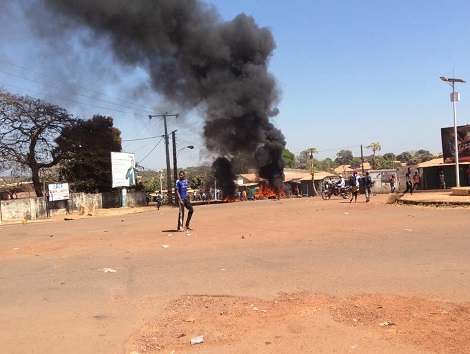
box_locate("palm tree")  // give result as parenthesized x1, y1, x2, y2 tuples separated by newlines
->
(366, 142, 381, 169)
(309, 147, 318, 195)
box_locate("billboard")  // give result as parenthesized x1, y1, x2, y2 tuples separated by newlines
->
(111, 152, 136, 188)
(441, 125, 470, 163)
(48, 183, 70, 201)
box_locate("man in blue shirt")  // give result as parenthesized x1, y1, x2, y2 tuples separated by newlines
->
(363, 171, 373, 202)
(175, 170, 194, 231)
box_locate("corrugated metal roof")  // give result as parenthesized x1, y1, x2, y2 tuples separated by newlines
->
(417, 158, 470, 168)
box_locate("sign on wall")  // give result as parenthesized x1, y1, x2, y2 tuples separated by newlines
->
(441, 125, 470, 163)
(48, 183, 70, 201)
(111, 152, 136, 188)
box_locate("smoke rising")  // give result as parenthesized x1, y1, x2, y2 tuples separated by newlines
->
(41, 0, 285, 196)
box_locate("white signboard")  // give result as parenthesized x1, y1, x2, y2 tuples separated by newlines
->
(111, 152, 136, 188)
(48, 183, 70, 201)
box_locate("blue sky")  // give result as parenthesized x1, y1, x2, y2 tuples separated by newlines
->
(1, 1, 470, 169)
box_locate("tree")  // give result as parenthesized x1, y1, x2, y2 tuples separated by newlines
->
(383, 153, 396, 161)
(374, 156, 395, 169)
(414, 149, 433, 163)
(282, 149, 295, 168)
(350, 157, 362, 169)
(335, 150, 353, 166)
(396, 151, 413, 163)
(295, 149, 309, 169)
(57, 115, 122, 193)
(317, 157, 337, 173)
(0, 90, 75, 197)
(366, 142, 381, 169)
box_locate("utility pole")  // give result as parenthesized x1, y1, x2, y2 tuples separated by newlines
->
(172, 130, 178, 191)
(440, 76, 466, 187)
(360, 145, 364, 174)
(149, 113, 178, 204)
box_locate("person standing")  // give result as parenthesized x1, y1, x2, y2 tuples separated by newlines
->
(363, 171, 372, 202)
(439, 170, 446, 189)
(390, 175, 396, 193)
(403, 167, 413, 195)
(413, 171, 420, 191)
(175, 170, 194, 231)
(349, 170, 360, 203)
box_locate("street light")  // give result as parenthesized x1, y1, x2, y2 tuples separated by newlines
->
(149, 113, 178, 203)
(177, 145, 195, 156)
(440, 76, 466, 187)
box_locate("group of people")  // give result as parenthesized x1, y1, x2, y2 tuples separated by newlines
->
(402, 167, 421, 195)
(169, 164, 470, 230)
(334, 169, 373, 203)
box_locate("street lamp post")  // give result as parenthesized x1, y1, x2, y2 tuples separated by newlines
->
(176, 145, 195, 157)
(440, 76, 466, 187)
(149, 113, 178, 203)
(174, 144, 194, 188)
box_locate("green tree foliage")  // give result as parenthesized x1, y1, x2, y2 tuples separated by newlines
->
(282, 149, 295, 168)
(57, 115, 122, 193)
(184, 165, 212, 190)
(295, 149, 310, 169)
(383, 152, 396, 161)
(335, 149, 353, 165)
(414, 149, 433, 163)
(397, 151, 413, 163)
(366, 142, 381, 169)
(373, 156, 395, 169)
(316, 157, 337, 173)
(189, 174, 206, 190)
(0, 90, 75, 196)
(350, 157, 362, 169)
(143, 178, 159, 193)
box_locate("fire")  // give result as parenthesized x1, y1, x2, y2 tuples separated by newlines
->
(255, 182, 286, 200)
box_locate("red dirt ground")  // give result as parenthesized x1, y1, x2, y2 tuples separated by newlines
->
(1, 194, 469, 353)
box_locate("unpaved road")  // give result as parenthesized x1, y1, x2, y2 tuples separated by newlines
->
(0, 195, 469, 353)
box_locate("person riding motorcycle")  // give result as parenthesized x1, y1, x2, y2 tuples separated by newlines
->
(335, 175, 345, 189)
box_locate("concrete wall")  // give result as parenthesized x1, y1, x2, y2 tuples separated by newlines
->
(0, 190, 147, 224)
(367, 169, 399, 194)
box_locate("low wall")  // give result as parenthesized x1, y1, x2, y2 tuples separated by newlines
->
(0, 190, 147, 224)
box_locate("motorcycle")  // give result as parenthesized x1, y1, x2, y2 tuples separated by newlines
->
(321, 180, 351, 200)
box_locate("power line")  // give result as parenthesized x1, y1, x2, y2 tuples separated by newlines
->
(0, 68, 153, 114)
(0, 81, 151, 117)
(0, 58, 157, 112)
(122, 135, 163, 142)
(137, 136, 165, 165)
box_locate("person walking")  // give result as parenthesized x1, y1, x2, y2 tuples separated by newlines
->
(175, 170, 194, 231)
(363, 171, 373, 202)
(403, 167, 413, 195)
(156, 190, 163, 210)
(349, 170, 360, 203)
(413, 171, 420, 191)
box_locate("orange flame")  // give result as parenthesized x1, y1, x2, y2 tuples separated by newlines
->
(255, 182, 286, 200)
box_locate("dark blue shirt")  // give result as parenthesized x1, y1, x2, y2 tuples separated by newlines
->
(176, 179, 189, 200)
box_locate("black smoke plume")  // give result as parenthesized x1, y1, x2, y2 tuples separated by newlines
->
(212, 157, 236, 200)
(41, 0, 285, 196)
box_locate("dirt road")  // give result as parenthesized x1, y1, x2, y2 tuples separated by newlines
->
(0, 195, 469, 353)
